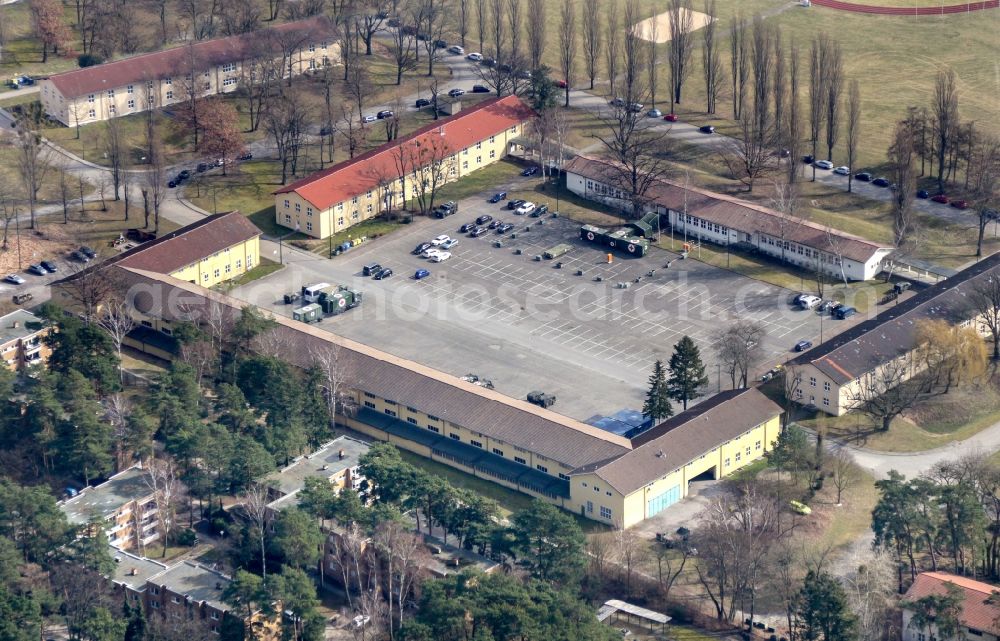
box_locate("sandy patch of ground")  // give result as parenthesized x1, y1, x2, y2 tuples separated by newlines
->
(633, 8, 714, 43)
(0, 225, 74, 273)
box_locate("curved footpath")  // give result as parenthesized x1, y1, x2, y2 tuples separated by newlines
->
(811, 0, 998, 14)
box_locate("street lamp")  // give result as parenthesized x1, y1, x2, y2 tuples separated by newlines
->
(278, 223, 300, 264)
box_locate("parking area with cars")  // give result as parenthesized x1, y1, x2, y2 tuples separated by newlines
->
(233, 188, 837, 419)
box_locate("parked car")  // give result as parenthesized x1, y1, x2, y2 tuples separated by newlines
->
(497, 222, 514, 233)
(833, 166, 850, 175)
(421, 247, 442, 259)
(663, 113, 679, 122)
(802, 155, 814, 164)
(481, 56, 497, 67)
(609, 98, 625, 107)
(555, 79, 568, 88)
(930, 193, 950, 204)
(238, 151, 253, 161)
(470, 226, 489, 237)
(459, 222, 477, 233)
(197, 162, 209, 172)
(178, 169, 191, 180)
(415, 98, 431, 108)
(448, 88, 466, 97)
(833, 306, 857, 320)
(893, 281, 911, 294)
(70, 250, 90, 263)
(872, 177, 891, 187)
(488, 191, 507, 203)
(475, 214, 493, 225)
(916, 189, 930, 199)
(40, 260, 57, 272)
(507, 199, 526, 210)
(12, 292, 33, 305)
(855, 171, 873, 182)
(471, 84, 491, 93)
(789, 500, 812, 515)
(27, 264, 47, 276)
(373, 268, 393, 280)
(647, 108, 662, 118)
(515, 201, 536, 215)
(376, 110, 394, 119)
(362, 263, 382, 276)
(760, 366, 783, 383)
(467, 52, 483, 61)
(80, 246, 97, 258)
(167, 180, 177, 188)
(431, 234, 452, 246)
(530, 204, 549, 217)
(516, 70, 532, 80)
(951, 199, 969, 210)
(813, 159, 834, 170)
(414, 268, 431, 280)
(699, 125, 715, 134)
(521, 166, 539, 176)
(440, 238, 459, 249)
(433, 39, 448, 48)
(488, 219, 501, 229)
(794, 340, 813, 352)
(361, 114, 377, 123)
(4, 274, 26, 285)
(797, 295, 822, 310)
(429, 251, 451, 262)
(447, 45, 464, 54)
(413, 242, 433, 255)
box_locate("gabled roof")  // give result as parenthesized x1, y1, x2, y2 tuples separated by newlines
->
(904, 572, 1000, 636)
(791, 252, 1000, 384)
(572, 388, 782, 495)
(55, 212, 261, 285)
(275, 96, 536, 210)
(563, 155, 892, 264)
(46, 17, 335, 100)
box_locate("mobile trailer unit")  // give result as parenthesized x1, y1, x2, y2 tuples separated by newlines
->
(580, 224, 650, 257)
(320, 287, 364, 315)
(543, 244, 573, 260)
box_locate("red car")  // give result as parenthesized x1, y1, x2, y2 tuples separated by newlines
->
(663, 113, 679, 122)
(554, 79, 568, 88)
(930, 194, 949, 204)
(950, 199, 969, 210)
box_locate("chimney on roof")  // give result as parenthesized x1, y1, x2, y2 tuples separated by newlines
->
(129, 567, 137, 576)
(338, 449, 345, 460)
(321, 464, 329, 471)
(656, 450, 664, 458)
(11, 321, 19, 329)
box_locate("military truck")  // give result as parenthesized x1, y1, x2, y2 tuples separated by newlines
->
(580, 224, 650, 257)
(543, 243, 572, 259)
(292, 303, 322, 324)
(319, 285, 363, 315)
(526, 391, 556, 408)
(433, 201, 458, 218)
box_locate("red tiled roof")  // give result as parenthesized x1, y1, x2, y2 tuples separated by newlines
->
(562, 154, 892, 264)
(904, 572, 1000, 636)
(275, 96, 536, 210)
(46, 17, 335, 99)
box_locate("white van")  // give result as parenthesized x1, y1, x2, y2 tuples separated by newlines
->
(302, 283, 331, 303)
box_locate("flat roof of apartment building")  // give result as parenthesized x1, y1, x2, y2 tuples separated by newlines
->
(0, 309, 46, 345)
(107, 545, 169, 592)
(149, 561, 231, 612)
(264, 436, 370, 510)
(60, 466, 151, 525)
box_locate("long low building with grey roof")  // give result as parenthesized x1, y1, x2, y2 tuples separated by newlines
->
(788, 252, 1000, 415)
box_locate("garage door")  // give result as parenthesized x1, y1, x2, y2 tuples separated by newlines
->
(647, 485, 681, 517)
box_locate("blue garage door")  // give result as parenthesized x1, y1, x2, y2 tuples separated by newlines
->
(647, 485, 682, 517)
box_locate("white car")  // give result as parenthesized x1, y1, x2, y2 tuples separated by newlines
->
(833, 166, 850, 175)
(4, 274, 26, 285)
(421, 247, 443, 259)
(467, 52, 483, 61)
(431, 234, 452, 246)
(429, 251, 452, 262)
(448, 45, 464, 55)
(515, 201, 536, 215)
(361, 114, 377, 123)
(440, 238, 459, 249)
(813, 159, 834, 170)
(797, 295, 822, 310)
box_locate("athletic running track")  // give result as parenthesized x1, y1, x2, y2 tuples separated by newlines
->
(810, 0, 998, 14)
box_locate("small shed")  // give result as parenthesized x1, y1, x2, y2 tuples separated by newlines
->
(596, 599, 671, 634)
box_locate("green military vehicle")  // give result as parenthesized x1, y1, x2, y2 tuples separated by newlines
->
(319, 285, 363, 315)
(526, 391, 556, 408)
(292, 303, 322, 324)
(543, 243, 573, 260)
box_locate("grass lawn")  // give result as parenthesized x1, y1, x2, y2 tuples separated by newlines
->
(397, 450, 535, 519)
(807, 468, 878, 553)
(296, 216, 412, 255)
(799, 381, 1000, 452)
(185, 159, 294, 238)
(217, 258, 284, 289)
(427, 159, 526, 203)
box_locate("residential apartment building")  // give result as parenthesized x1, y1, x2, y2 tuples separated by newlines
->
(91, 265, 785, 527)
(263, 436, 369, 513)
(563, 155, 894, 281)
(0, 309, 51, 370)
(788, 252, 1000, 415)
(40, 17, 338, 126)
(902, 572, 1000, 641)
(274, 96, 536, 238)
(59, 466, 160, 552)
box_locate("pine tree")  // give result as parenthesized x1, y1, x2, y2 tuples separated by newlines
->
(666, 336, 709, 410)
(643, 360, 674, 421)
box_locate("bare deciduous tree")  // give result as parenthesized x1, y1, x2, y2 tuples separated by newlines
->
(645, 7, 659, 109)
(238, 483, 272, 578)
(581, 0, 601, 90)
(772, 27, 785, 146)
(264, 92, 311, 183)
(604, 0, 620, 99)
(821, 36, 843, 162)
(614, 526, 647, 600)
(667, 0, 693, 110)
(721, 110, 777, 193)
(145, 456, 183, 558)
(933, 69, 959, 193)
(848, 359, 923, 431)
(845, 79, 861, 193)
(713, 320, 766, 388)
(701, 0, 722, 115)
(728, 12, 748, 120)
(13, 119, 52, 230)
(888, 119, 917, 246)
(506, 0, 522, 60)
(827, 446, 861, 505)
(842, 546, 897, 641)
(98, 296, 136, 384)
(526, 0, 545, 70)
(786, 39, 802, 184)
(807, 36, 824, 181)
(970, 275, 1000, 361)
(557, 0, 575, 107)
(750, 16, 771, 139)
